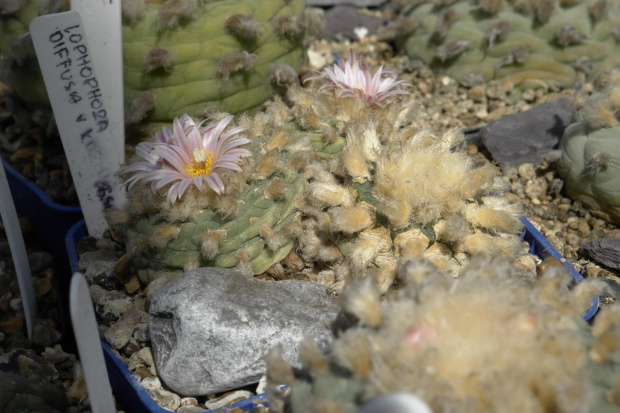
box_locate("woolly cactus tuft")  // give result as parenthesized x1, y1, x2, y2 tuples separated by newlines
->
(117, 51, 531, 292)
(266, 256, 620, 413)
(557, 69, 620, 224)
(393, 0, 620, 89)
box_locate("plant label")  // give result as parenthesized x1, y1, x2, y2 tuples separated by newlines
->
(30, 11, 127, 236)
(71, 0, 124, 162)
(0, 162, 37, 340)
(70, 272, 115, 413)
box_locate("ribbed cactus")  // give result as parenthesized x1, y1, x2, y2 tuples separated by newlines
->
(393, 0, 620, 89)
(557, 69, 620, 224)
(117, 51, 530, 291)
(0, 0, 322, 135)
(266, 257, 620, 413)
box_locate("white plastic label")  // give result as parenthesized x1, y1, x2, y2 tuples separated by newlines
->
(70, 272, 115, 413)
(30, 11, 126, 236)
(71, 0, 124, 162)
(0, 163, 37, 340)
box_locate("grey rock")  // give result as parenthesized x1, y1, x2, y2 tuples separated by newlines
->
(324, 5, 387, 40)
(581, 238, 620, 270)
(27, 252, 53, 273)
(480, 98, 573, 169)
(0, 370, 68, 413)
(307, 0, 387, 6)
(149, 268, 339, 395)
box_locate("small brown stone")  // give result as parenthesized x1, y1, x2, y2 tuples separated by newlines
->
(134, 367, 153, 379)
(537, 256, 563, 275)
(114, 253, 134, 284)
(282, 249, 305, 272)
(125, 275, 141, 295)
(0, 316, 24, 334)
(10, 147, 42, 162)
(34, 277, 53, 297)
(0, 293, 12, 312)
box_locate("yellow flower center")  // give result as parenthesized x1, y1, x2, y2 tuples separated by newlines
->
(353, 82, 364, 98)
(186, 148, 214, 177)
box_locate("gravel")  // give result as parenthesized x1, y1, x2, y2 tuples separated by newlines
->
(0, 31, 618, 412)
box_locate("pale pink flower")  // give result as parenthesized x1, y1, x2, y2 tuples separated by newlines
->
(305, 50, 410, 106)
(123, 114, 251, 204)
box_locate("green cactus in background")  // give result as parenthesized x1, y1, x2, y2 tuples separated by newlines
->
(392, 0, 620, 89)
(0, 0, 323, 135)
(117, 51, 530, 291)
(557, 69, 620, 224)
(265, 256, 620, 413)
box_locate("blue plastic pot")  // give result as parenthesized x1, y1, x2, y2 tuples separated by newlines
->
(3, 157, 84, 351)
(2, 158, 83, 272)
(66, 217, 599, 412)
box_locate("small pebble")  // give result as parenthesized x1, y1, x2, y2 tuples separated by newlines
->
(133, 322, 150, 343)
(177, 406, 207, 413)
(149, 388, 181, 412)
(204, 390, 253, 411)
(180, 397, 199, 407)
(142, 376, 162, 391)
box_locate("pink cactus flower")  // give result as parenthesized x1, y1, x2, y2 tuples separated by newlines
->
(305, 50, 410, 106)
(123, 114, 251, 204)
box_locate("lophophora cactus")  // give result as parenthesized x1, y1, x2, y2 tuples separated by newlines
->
(390, 0, 620, 90)
(557, 69, 620, 224)
(265, 256, 620, 413)
(116, 51, 530, 293)
(0, 0, 323, 135)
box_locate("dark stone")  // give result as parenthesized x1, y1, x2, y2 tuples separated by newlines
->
(581, 238, 620, 270)
(480, 98, 574, 169)
(0, 370, 68, 413)
(602, 279, 620, 299)
(0, 349, 34, 375)
(324, 5, 388, 40)
(45, 154, 67, 169)
(45, 177, 65, 203)
(27, 252, 53, 273)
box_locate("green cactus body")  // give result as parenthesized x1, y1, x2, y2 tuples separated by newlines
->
(0, 0, 316, 134)
(398, 0, 620, 88)
(122, 74, 527, 290)
(558, 77, 620, 223)
(131, 170, 304, 284)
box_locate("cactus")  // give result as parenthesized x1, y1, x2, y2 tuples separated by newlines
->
(0, 0, 323, 135)
(117, 51, 529, 291)
(392, 0, 620, 89)
(266, 256, 620, 413)
(557, 69, 620, 224)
